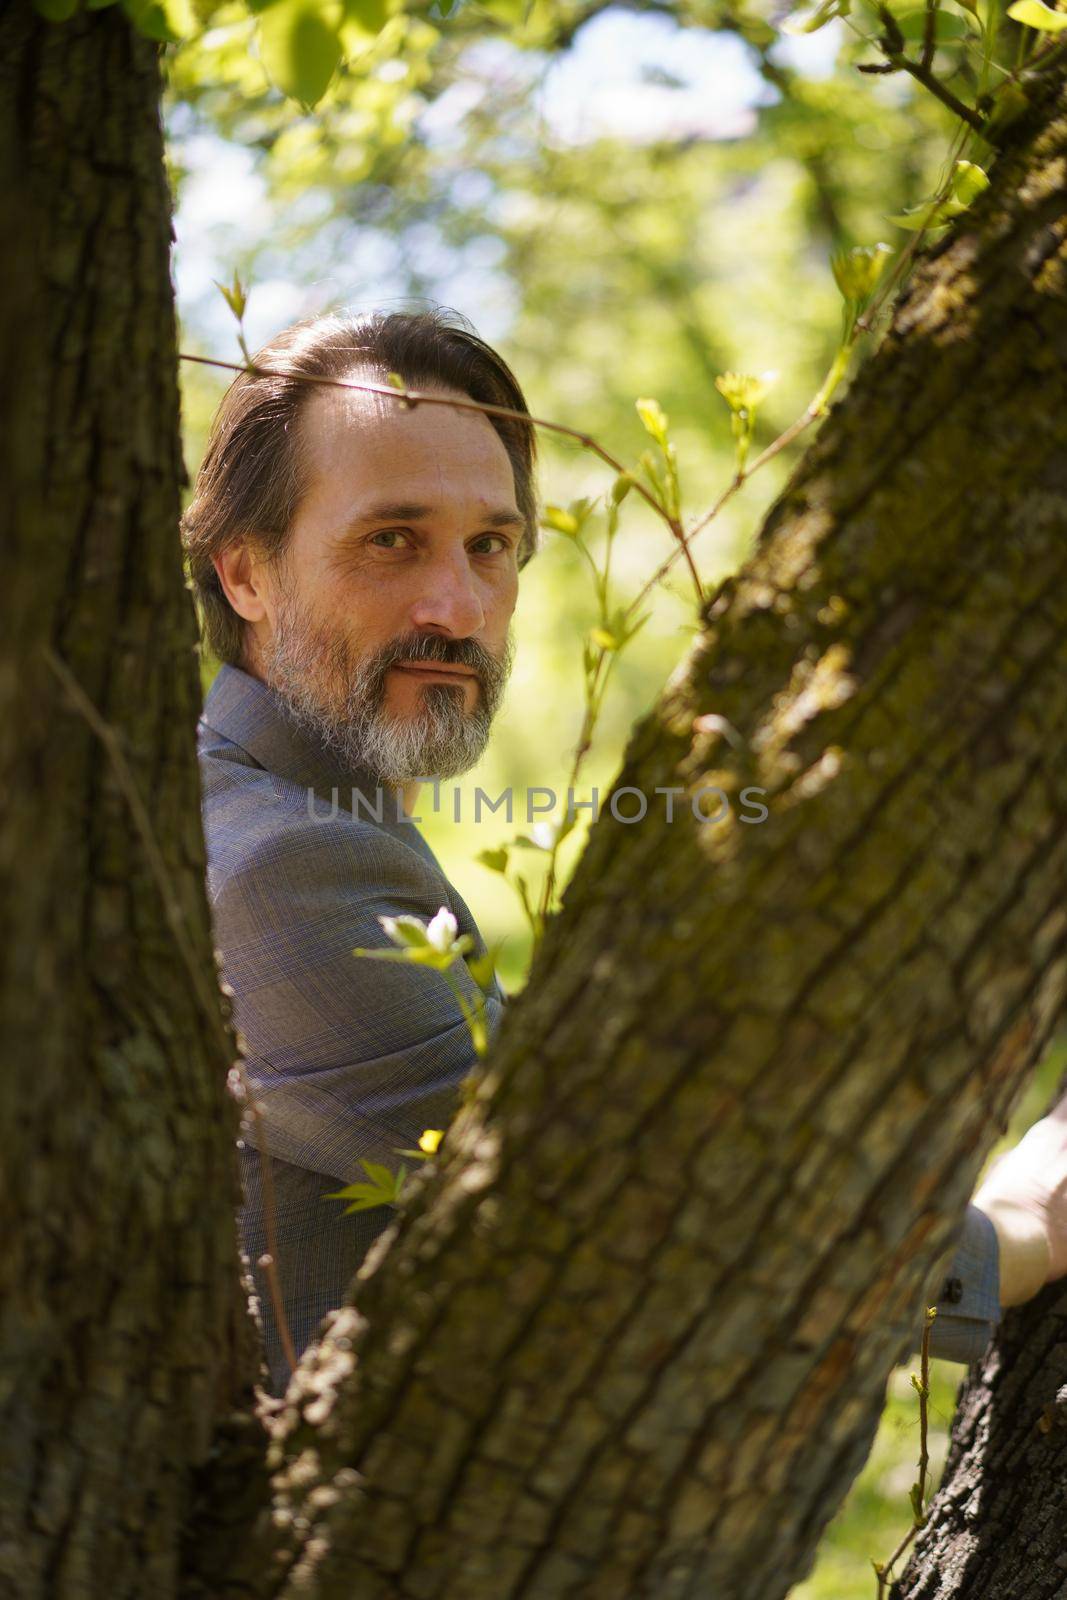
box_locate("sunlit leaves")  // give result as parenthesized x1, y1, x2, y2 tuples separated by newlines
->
(256, 0, 345, 105)
(714, 370, 777, 475)
(635, 396, 669, 446)
(541, 498, 594, 538)
(345, 0, 390, 35)
(831, 242, 893, 306)
(475, 845, 510, 874)
(119, 0, 196, 37)
(714, 371, 775, 415)
(635, 398, 681, 519)
(588, 605, 650, 654)
(1006, 0, 1067, 28)
(326, 1157, 408, 1213)
(781, 0, 850, 33)
(886, 159, 989, 230)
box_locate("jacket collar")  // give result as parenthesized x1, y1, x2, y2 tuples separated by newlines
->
(199, 662, 409, 821)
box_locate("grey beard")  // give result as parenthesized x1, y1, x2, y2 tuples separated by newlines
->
(259, 596, 513, 786)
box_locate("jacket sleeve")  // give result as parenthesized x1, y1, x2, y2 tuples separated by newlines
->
(914, 1203, 1001, 1365)
(211, 814, 503, 1185)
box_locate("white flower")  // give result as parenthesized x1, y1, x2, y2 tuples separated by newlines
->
(426, 905, 460, 953)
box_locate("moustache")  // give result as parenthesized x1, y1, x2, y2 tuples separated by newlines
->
(373, 634, 505, 684)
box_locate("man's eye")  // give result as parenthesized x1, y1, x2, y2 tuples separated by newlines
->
(370, 530, 407, 549)
(471, 534, 509, 555)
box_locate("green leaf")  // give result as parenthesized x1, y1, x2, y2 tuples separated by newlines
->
(781, 0, 849, 32)
(950, 159, 990, 206)
(982, 80, 1031, 138)
(360, 1158, 399, 1188)
(894, 4, 976, 36)
(541, 497, 593, 538)
(1007, 0, 1067, 27)
(638, 450, 665, 498)
(33, 0, 80, 19)
(831, 242, 893, 304)
(325, 1177, 396, 1212)
(589, 626, 619, 651)
(541, 504, 581, 537)
(611, 474, 634, 505)
(635, 396, 669, 444)
(343, 0, 389, 33)
(887, 161, 989, 230)
(886, 202, 945, 232)
(213, 271, 248, 322)
(475, 846, 510, 874)
(123, 0, 196, 39)
(479, 0, 527, 20)
(465, 943, 501, 994)
(257, 0, 344, 106)
(714, 370, 776, 415)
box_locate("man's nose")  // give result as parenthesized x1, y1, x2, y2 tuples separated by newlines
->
(408, 552, 486, 638)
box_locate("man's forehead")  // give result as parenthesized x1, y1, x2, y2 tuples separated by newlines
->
(302, 378, 508, 463)
(296, 374, 521, 520)
(305, 374, 482, 432)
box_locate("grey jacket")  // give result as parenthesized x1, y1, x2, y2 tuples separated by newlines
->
(198, 663, 1001, 1394)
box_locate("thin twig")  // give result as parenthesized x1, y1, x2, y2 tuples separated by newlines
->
(621, 396, 824, 625)
(856, 119, 973, 336)
(896, 53, 986, 128)
(178, 353, 705, 604)
(44, 646, 299, 1380)
(876, 1305, 937, 1597)
(921, 0, 938, 73)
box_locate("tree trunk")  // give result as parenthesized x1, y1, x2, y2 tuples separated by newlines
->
(0, 10, 257, 1599)
(4, 9, 1067, 1600)
(186, 54, 1067, 1600)
(894, 1283, 1067, 1599)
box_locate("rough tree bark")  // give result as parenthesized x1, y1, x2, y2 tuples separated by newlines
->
(0, 9, 258, 1599)
(896, 1282, 1067, 1600)
(3, 8, 1067, 1600)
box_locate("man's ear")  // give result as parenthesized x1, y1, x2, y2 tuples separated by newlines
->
(213, 540, 269, 625)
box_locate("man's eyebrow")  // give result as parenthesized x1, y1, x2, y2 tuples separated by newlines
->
(345, 501, 526, 530)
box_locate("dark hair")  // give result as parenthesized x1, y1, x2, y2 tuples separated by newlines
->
(181, 309, 540, 666)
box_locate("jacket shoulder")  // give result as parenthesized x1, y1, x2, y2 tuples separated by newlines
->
(197, 726, 431, 909)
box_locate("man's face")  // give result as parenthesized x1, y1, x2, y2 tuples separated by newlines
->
(250, 379, 523, 785)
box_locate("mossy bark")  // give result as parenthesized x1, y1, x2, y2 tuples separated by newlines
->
(0, 10, 259, 1599)
(894, 1284, 1067, 1600)
(190, 57, 1067, 1600)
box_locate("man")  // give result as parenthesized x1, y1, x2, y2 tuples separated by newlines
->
(184, 308, 1067, 1396)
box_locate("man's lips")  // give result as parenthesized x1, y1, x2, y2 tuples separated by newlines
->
(391, 662, 478, 681)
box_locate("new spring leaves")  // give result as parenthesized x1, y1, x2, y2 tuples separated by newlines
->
(784, 0, 1067, 37)
(328, 906, 487, 1215)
